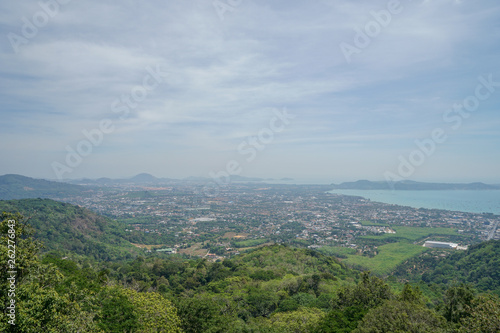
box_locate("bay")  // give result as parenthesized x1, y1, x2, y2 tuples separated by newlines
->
(327, 189, 500, 215)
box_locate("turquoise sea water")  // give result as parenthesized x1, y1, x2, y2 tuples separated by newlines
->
(327, 190, 500, 215)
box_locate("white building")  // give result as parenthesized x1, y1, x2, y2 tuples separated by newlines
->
(423, 241, 458, 249)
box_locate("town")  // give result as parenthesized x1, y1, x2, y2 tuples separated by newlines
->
(56, 180, 500, 261)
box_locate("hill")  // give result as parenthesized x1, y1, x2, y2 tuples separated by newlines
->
(130, 172, 160, 183)
(65, 173, 177, 185)
(392, 240, 500, 295)
(0, 174, 89, 199)
(331, 180, 500, 190)
(230, 245, 356, 279)
(95, 244, 361, 331)
(0, 198, 138, 260)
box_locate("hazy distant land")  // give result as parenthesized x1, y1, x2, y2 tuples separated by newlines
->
(2, 174, 500, 201)
(331, 180, 500, 191)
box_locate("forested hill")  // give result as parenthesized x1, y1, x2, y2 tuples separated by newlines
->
(230, 245, 355, 280)
(0, 174, 89, 199)
(0, 198, 138, 260)
(392, 240, 500, 295)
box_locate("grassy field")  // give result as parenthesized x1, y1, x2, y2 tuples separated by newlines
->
(360, 226, 459, 241)
(318, 246, 357, 258)
(342, 242, 428, 275)
(318, 225, 453, 274)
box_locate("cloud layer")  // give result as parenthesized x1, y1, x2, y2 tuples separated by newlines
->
(1, 0, 499, 183)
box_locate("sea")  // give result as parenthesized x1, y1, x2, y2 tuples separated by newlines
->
(327, 189, 500, 215)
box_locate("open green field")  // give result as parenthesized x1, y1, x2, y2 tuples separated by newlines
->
(233, 238, 269, 248)
(342, 242, 428, 275)
(360, 226, 459, 241)
(320, 225, 461, 276)
(318, 246, 357, 258)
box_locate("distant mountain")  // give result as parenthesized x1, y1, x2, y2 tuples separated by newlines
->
(66, 174, 293, 185)
(0, 174, 89, 200)
(331, 180, 500, 190)
(130, 173, 159, 182)
(0, 198, 138, 260)
(66, 173, 177, 185)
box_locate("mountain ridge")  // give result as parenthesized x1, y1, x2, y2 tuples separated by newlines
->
(331, 180, 500, 190)
(0, 198, 138, 260)
(0, 174, 89, 200)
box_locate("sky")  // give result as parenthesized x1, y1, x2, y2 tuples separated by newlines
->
(1, 0, 499, 184)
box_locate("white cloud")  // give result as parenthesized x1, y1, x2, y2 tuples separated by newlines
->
(0, 0, 499, 181)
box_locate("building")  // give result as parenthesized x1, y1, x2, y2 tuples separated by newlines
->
(423, 241, 458, 249)
(156, 248, 176, 254)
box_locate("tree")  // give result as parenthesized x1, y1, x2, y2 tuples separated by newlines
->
(353, 300, 446, 333)
(122, 288, 182, 333)
(97, 287, 139, 332)
(334, 272, 393, 309)
(398, 284, 424, 304)
(268, 307, 324, 333)
(0, 212, 40, 285)
(442, 283, 475, 323)
(14, 280, 101, 333)
(458, 295, 500, 333)
(246, 288, 279, 317)
(176, 295, 240, 333)
(316, 306, 367, 333)
(0, 212, 100, 332)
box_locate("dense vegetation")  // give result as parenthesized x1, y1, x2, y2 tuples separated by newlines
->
(392, 240, 500, 295)
(0, 199, 139, 261)
(1, 201, 500, 332)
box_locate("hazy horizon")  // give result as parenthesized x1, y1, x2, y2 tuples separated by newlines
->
(4, 172, 500, 187)
(1, 1, 500, 184)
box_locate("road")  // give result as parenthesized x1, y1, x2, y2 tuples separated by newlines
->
(487, 220, 499, 240)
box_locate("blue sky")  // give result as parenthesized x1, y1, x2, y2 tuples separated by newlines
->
(1, 0, 499, 183)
